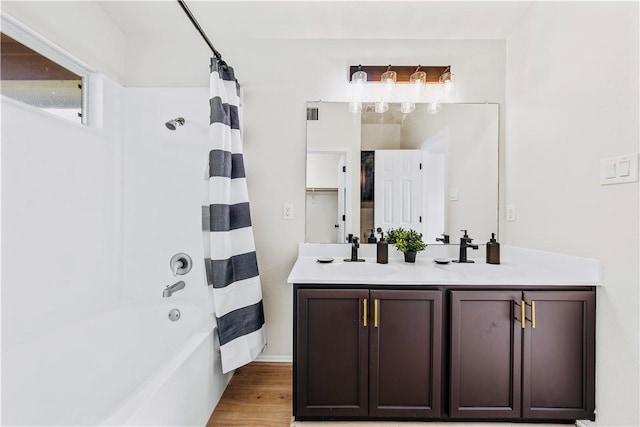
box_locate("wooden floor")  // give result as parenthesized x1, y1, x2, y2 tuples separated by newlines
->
(206, 362, 293, 427)
(206, 363, 570, 427)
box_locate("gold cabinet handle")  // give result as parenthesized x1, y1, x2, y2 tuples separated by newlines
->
(531, 300, 536, 329)
(525, 300, 536, 329)
(363, 298, 367, 327)
(515, 300, 526, 329)
(374, 299, 379, 328)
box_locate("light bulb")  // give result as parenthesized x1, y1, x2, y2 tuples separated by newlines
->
(426, 102, 442, 115)
(400, 102, 415, 114)
(350, 69, 367, 108)
(439, 68, 454, 101)
(410, 69, 426, 102)
(375, 102, 388, 114)
(380, 67, 396, 101)
(349, 102, 362, 114)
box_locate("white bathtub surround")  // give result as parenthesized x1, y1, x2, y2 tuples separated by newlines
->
(2, 300, 229, 427)
(288, 243, 601, 286)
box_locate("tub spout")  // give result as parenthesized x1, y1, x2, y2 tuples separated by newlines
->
(163, 280, 185, 298)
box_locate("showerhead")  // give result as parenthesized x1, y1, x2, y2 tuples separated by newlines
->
(165, 117, 185, 131)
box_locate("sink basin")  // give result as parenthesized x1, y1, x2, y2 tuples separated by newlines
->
(324, 261, 396, 277)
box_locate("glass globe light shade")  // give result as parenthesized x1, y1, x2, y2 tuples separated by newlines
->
(410, 70, 426, 101)
(352, 70, 368, 84)
(400, 102, 415, 114)
(426, 102, 442, 115)
(350, 70, 367, 103)
(439, 68, 454, 101)
(375, 101, 389, 114)
(380, 69, 397, 99)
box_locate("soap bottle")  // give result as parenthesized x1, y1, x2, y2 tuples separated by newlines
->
(376, 227, 388, 264)
(367, 229, 377, 243)
(486, 233, 500, 264)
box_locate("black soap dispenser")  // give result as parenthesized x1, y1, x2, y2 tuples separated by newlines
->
(486, 233, 500, 264)
(376, 227, 388, 264)
(367, 229, 377, 243)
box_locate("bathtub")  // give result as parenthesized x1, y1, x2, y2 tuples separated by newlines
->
(2, 299, 231, 426)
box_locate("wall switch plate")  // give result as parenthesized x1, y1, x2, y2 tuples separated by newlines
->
(600, 153, 639, 185)
(506, 204, 516, 222)
(283, 203, 293, 220)
(449, 188, 459, 201)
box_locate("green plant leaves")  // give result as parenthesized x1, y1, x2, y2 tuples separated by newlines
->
(386, 228, 427, 253)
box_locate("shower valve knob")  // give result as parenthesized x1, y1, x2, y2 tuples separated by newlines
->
(170, 253, 192, 276)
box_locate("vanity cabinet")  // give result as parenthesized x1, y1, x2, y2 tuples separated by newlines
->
(450, 290, 596, 421)
(294, 288, 442, 419)
(294, 285, 595, 422)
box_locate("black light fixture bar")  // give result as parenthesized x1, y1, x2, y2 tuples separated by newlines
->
(348, 65, 450, 83)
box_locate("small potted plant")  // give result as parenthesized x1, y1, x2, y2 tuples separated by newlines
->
(387, 228, 427, 263)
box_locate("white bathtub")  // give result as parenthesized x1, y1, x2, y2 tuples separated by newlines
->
(2, 299, 231, 426)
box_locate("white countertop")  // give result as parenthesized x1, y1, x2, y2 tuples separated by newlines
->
(287, 243, 602, 286)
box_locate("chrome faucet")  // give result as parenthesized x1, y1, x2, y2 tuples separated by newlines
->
(163, 280, 185, 298)
(344, 235, 364, 262)
(453, 230, 478, 263)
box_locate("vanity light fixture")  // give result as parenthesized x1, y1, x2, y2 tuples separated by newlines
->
(347, 64, 454, 115)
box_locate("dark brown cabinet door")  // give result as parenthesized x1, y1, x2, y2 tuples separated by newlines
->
(295, 288, 369, 417)
(522, 291, 596, 420)
(450, 290, 523, 418)
(369, 290, 442, 418)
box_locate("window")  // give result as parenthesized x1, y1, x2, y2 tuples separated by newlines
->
(0, 20, 89, 125)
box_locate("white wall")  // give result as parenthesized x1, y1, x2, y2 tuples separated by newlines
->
(1, 75, 124, 350)
(121, 88, 211, 302)
(362, 124, 402, 150)
(0, 1, 126, 84)
(505, 2, 639, 425)
(306, 153, 342, 189)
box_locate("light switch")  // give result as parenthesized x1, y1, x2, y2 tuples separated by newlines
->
(605, 162, 616, 179)
(449, 188, 459, 201)
(618, 160, 631, 177)
(601, 154, 639, 185)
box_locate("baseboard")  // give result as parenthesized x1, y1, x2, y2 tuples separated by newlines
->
(255, 354, 293, 363)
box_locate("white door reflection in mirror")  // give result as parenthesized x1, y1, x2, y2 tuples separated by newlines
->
(421, 129, 448, 243)
(374, 150, 422, 234)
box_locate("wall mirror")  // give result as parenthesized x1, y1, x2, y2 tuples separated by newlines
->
(305, 101, 499, 244)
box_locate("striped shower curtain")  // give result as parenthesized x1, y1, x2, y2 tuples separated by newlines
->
(205, 58, 266, 374)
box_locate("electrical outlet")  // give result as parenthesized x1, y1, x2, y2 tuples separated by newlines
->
(506, 204, 516, 222)
(283, 203, 293, 220)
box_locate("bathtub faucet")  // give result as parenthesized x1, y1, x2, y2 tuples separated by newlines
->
(163, 280, 185, 298)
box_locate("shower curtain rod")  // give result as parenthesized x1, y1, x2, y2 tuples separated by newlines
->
(177, 0, 223, 62)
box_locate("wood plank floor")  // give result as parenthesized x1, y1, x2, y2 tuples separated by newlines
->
(206, 362, 571, 427)
(206, 362, 293, 427)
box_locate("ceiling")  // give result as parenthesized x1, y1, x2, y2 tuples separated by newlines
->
(99, 1, 535, 41)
